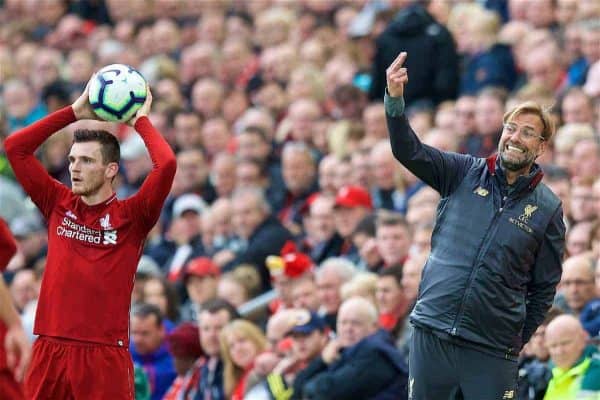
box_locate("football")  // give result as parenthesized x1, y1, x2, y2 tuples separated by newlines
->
(88, 64, 147, 122)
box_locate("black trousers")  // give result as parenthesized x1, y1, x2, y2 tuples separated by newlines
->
(409, 327, 518, 400)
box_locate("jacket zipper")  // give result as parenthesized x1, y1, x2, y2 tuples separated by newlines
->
(450, 195, 508, 336)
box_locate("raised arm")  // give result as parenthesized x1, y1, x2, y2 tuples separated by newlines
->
(385, 52, 474, 197)
(4, 107, 74, 216)
(127, 89, 177, 232)
(5, 79, 102, 217)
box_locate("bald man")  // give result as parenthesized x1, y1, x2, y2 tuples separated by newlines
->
(296, 297, 408, 399)
(543, 315, 600, 399)
(555, 255, 598, 317)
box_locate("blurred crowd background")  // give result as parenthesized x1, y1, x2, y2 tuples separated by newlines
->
(0, 0, 599, 399)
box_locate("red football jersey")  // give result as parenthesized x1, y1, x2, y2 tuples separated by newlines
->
(5, 107, 176, 347)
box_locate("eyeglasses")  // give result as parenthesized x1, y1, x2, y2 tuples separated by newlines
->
(503, 123, 545, 141)
(561, 279, 594, 286)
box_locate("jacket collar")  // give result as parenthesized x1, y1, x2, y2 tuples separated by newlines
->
(486, 154, 544, 191)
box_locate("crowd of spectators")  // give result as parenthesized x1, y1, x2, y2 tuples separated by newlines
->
(1, 0, 599, 399)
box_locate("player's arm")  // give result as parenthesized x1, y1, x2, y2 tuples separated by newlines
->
(4, 80, 98, 215)
(385, 52, 474, 198)
(128, 88, 177, 230)
(522, 206, 565, 345)
(0, 219, 31, 381)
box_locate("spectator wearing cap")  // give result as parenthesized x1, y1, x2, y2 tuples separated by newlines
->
(251, 310, 329, 400)
(266, 242, 315, 315)
(163, 322, 205, 400)
(197, 299, 241, 400)
(117, 133, 152, 199)
(180, 257, 220, 323)
(300, 194, 345, 265)
(213, 187, 293, 292)
(163, 194, 207, 282)
(296, 297, 408, 399)
(130, 303, 177, 400)
(333, 185, 374, 261)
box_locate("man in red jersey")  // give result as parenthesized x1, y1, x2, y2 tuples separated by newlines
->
(0, 218, 31, 399)
(5, 82, 177, 399)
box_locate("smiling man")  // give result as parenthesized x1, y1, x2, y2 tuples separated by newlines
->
(385, 52, 565, 400)
(5, 84, 176, 399)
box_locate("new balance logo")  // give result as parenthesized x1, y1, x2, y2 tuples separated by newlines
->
(502, 390, 515, 399)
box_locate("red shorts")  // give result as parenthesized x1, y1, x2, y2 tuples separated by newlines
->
(25, 336, 134, 400)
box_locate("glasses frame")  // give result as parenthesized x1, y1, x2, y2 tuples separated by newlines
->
(503, 123, 546, 141)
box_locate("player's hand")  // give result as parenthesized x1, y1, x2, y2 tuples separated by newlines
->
(5, 323, 31, 382)
(129, 86, 153, 126)
(386, 52, 408, 98)
(72, 77, 97, 121)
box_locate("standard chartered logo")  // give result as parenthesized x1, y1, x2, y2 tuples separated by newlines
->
(57, 217, 117, 245)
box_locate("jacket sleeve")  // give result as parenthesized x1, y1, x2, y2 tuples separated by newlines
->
(301, 351, 399, 400)
(385, 95, 474, 197)
(522, 206, 565, 344)
(4, 107, 75, 218)
(126, 117, 177, 233)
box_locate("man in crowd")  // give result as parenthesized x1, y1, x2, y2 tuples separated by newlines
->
(130, 304, 177, 400)
(295, 297, 408, 399)
(196, 299, 240, 400)
(543, 314, 600, 399)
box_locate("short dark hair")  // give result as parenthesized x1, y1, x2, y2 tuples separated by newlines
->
(200, 298, 240, 321)
(376, 210, 410, 233)
(132, 303, 163, 326)
(73, 129, 120, 164)
(378, 264, 403, 287)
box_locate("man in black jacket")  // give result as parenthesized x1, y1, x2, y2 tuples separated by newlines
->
(214, 186, 293, 292)
(386, 52, 565, 399)
(296, 297, 408, 400)
(369, 1, 459, 106)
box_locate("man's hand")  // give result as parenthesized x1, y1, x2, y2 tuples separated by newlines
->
(128, 86, 153, 126)
(321, 338, 341, 364)
(386, 52, 408, 98)
(5, 323, 31, 382)
(72, 77, 97, 121)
